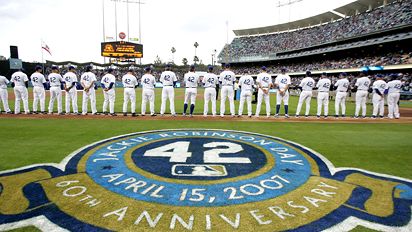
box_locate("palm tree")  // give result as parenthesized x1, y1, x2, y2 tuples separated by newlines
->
(193, 56, 199, 64)
(171, 47, 176, 64)
(194, 42, 199, 64)
(182, 58, 188, 66)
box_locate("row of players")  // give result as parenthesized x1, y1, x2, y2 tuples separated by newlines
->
(0, 64, 403, 119)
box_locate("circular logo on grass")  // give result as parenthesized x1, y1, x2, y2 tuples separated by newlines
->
(0, 129, 411, 232)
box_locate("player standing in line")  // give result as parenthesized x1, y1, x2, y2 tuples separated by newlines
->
(371, 74, 387, 119)
(101, 68, 116, 116)
(202, 66, 219, 117)
(160, 64, 177, 116)
(0, 74, 12, 114)
(47, 66, 64, 115)
(354, 73, 371, 118)
(63, 66, 79, 115)
(255, 66, 273, 118)
(316, 73, 331, 118)
(238, 74, 254, 117)
(334, 72, 350, 118)
(141, 67, 156, 116)
(30, 66, 47, 114)
(122, 68, 138, 117)
(386, 74, 402, 119)
(219, 64, 236, 117)
(295, 71, 315, 118)
(274, 68, 291, 118)
(81, 66, 99, 115)
(183, 65, 200, 117)
(11, 69, 30, 114)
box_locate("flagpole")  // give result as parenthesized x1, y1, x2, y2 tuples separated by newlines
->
(41, 40, 45, 73)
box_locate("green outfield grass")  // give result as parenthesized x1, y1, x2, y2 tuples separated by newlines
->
(4, 88, 411, 116)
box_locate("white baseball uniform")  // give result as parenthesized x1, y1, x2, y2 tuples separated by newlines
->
(0, 75, 11, 113)
(386, 80, 402, 119)
(30, 72, 47, 113)
(334, 78, 349, 116)
(275, 74, 291, 105)
(202, 72, 219, 116)
(160, 71, 177, 115)
(355, 76, 371, 117)
(101, 73, 116, 114)
(316, 78, 331, 116)
(372, 80, 387, 117)
(238, 75, 254, 117)
(63, 71, 78, 114)
(219, 70, 236, 116)
(141, 73, 156, 115)
(296, 77, 315, 116)
(48, 73, 63, 114)
(255, 72, 272, 117)
(11, 71, 30, 114)
(184, 71, 200, 106)
(81, 72, 97, 115)
(122, 73, 138, 114)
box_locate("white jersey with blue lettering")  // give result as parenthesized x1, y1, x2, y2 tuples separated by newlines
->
(219, 70, 236, 86)
(334, 78, 350, 92)
(30, 72, 46, 87)
(256, 72, 272, 88)
(238, 75, 254, 91)
(202, 73, 219, 88)
(122, 74, 138, 88)
(63, 72, 78, 88)
(0, 75, 9, 89)
(355, 76, 371, 91)
(11, 71, 28, 87)
(373, 80, 387, 94)
(81, 72, 97, 88)
(184, 72, 200, 88)
(101, 74, 116, 89)
(48, 73, 63, 87)
(160, 71, 177, 86)
(387, 80, 402, 94)
(316, 78, 331, 92)
(141, 74, 156, 89)
(275, 74, 291, 90)
(299, 77, 315, 91)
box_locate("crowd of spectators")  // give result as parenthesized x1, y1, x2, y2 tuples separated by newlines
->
(219, 0, 412, 59)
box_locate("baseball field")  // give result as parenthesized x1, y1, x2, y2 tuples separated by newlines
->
(1, 88, 412, 232)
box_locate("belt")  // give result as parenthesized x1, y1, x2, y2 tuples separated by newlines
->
(125, 87, 134, 88)
(186, 87, 196, 88)
(338, 91, 347, 92)
(319, 91, 329, 92)
(206, 87, 215, 88)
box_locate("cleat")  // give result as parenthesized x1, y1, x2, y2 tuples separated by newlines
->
(131, 113, 137, 117)
(151, 113, 157, 117)
(324, 116, 328, 119)
(172, 114, 177, 117)
(58, 112, 65, 116)
(103, 112, 108, 115)
(341, 115, 346, 118)
(274, 114, 279, 118)
(285, 114, 289, 118)
(33, 111, 38, 114)
(295, 115, 299, 118)
(248, 115, 252, 118)
(110, 113, 117, 116)
(305, 115, 309, 118)
(182, 113, 186, 117)
(123, 113, 127, 116)
(334, 115, 339, 118)
(316, 115, 321, 119)
(6, 111, 13, 114)
(189, 114, 193, 117)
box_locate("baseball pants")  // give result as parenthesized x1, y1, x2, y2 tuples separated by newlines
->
(276, 90, 289, 106)
(14, 86, 29, 114)
(103, 89, 115, 114)
(296, 90, 312, 116)
(49, 87, 62, 114)
(317, 92, 329, 116)
(123, 88, 136, 114)
(335, 92, 347, 116)
(142, 89, 155, 115)
(161, 86, 175, 115)
(372, 93, 384, 117)
(65, 88, 78, 114)
(355, 90, 368, 117)
(387, 93, 400, 119)
(238, 90, 253, 116)
(82, 89, 97, 114)
(220, 86, 235, 116)
(204, 87, 217, 116)
(0, 88, 11, 113)
(255, 89, 270, 117)
(33, 86, 46, 112)
(184, 88, 197, 105)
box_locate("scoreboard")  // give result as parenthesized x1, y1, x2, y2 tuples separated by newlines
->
(101, 41, 143, 58)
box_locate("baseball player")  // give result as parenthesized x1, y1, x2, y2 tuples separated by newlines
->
(30, 66, 47, 114)
(0, 74, 12, 114)
(371, 74, 387, 119)
(10, 69, 30, 114)
(334, 72, 350, 118)
(47, 66, 64, 115)
(122, 68, 138, 117)
(141, 67, 156, 116)
(255, 66, 273, 118)
(316, 73, 331, 118)
(219, 64, 236, 117)
(101, 68, 116, 116)
(183, 65, 200, 117)
(354, 73, 371, 118)
(238, 74, 254, 117)
(202, 66, 219, 116)
(295, 71, 315, 118)
(274, 68, 291, 118)
(386, 74, 402, 119)
(81, 66, 99, 115)
(63, 66, 79, 115)
(160, 64, 178, 116)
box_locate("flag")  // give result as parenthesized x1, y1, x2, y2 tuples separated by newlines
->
(42, 42, 52, 56)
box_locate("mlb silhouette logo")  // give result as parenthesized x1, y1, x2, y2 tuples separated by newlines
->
(171, 164, 228, 177)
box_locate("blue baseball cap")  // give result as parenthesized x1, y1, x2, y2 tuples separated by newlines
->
(68, 66, 75, 70)
(261, 66, 267, 71)
(281, 68, 286, 72)
(376, 74, 384, 78)
(51, 66, 59, 70)
(224, 63, 230, 68)
(86, 65, 93, 71)
(35, 65, 42, 71)
(340, 72, 347, 77)
(306, 71, 312, 76)
(144, 67, 151, 72)
(208, 65, 213, 71)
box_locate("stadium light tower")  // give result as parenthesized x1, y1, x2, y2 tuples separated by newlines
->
(276, 0, 303, 23)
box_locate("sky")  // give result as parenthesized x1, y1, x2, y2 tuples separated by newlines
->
(0, 0, 355, 65)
